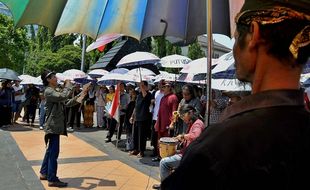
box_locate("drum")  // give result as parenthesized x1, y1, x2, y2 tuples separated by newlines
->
(159, 137, 178, 158)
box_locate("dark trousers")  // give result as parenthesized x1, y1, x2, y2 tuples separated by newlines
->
(133, 120, 148, 152)
(0, 106, 11, 126)
(68, 105, 81, 128)
(107, 115, 125, 140)
(26, 105, 36, 124)
(118, 114, 125, 139)
(106, 118, 117, 139)
(151, 120, 158, 156)
(40, 134, 60, 182)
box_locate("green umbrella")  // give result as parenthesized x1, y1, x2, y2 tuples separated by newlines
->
(2, 0, 68, 34)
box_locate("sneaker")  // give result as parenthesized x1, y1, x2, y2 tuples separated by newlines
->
(48, 180, 68, 187)
(105, 138, 111, 143)
(67, 127, 74, 132)
(39, 126, 44, 130)
(152, 157, 161, 162)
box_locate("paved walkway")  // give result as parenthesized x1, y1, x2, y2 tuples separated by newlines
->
(0, 116, 160, 190)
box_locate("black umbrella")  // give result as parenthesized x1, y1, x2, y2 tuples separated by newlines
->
(0, 68, 20, 81)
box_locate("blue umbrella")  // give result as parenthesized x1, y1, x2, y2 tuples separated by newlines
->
(0, 68, 20, 81)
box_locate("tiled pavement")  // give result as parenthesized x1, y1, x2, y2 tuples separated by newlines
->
(0, 117, 160, 190)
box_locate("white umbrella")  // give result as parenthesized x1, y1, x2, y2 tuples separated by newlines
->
(35, 76, 43, 86)
(63, 69, 87, 80)
(159, 54, 192, 68)
(116, 51, 160, 67)
(86, 33, 123, 52)
(88, 69, 109, 78)
(97, 73, 135, 85)
(56, 73, 68, 81)
(19, 74, 41, 85)
(211, 79, 251, 91)
(212, 51, 234, 74)
(154, 71, 179, 83)
(180, 57, 218, 74)
(177, 74, 251, 92)
(127, 68, 156, 76)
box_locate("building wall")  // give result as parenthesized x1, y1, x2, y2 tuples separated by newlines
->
(197, 35, 232, 59)
(229, 0, 245, 35)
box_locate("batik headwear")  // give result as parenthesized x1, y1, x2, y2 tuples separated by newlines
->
(235, 0, 310, 60)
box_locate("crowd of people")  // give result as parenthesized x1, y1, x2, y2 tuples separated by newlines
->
(0, 74, 247, 188)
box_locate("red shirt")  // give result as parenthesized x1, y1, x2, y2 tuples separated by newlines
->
(155, 93, 179, 133)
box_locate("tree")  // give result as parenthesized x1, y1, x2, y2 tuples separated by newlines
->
(25, 45, 84, 76)
(187, 40, 205, 60)
(0, 14, 28, 73)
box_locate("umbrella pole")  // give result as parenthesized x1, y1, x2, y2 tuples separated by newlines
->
(205, 0, 213, 127)
(80, 34, 87, 71)
(139, 67, 142, 82)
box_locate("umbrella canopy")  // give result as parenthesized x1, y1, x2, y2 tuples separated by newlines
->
(212, 51, 235, 76)
(97, 73, 135, 86)
(55, 0, 209, 42)
(55, 73, 67, 81)
(116, 51, 160, 67)
(158, 54, 192, 68)
(4, 0, 230, 44)
(74, 76, 96, 85)
(86, 34, 123, 52)
(110, 68, 129, 74)
(0, 68, 20, 81)
(127, 68, 156, 76)
(211, 79, 251, 91)
(63, 69, 87, 80)
(88, 69, 109, 78)
(154, 71, 179, 83)
(19, 74, 41, 85)
(2, 0, 68, 34)
(180, 57, 218, 74)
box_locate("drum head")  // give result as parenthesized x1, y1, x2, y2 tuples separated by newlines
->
(159, 137, 178, 143)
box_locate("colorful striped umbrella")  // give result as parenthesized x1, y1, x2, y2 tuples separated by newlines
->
(4, 0, 214, 43)
(2, 0, 68, 34)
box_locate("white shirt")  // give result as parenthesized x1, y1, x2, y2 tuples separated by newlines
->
(12, 85, 23, 102)
(152, 90, 164, 120)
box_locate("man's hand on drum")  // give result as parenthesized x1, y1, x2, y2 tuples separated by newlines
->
(174, 134, 184, 142)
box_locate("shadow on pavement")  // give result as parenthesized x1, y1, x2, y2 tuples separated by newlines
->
(74, 127, 102, 133)
(1, 124, 33, 132)
(64, 177, 116, 189)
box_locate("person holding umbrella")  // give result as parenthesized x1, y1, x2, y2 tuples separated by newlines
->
(161, 0, 310, 189)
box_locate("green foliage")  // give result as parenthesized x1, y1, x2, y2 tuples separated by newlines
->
(188, 40, 205, 60)
(152, 36, 166, 58)
(0, 14, 28, 74)
(25, 45, 83, 76)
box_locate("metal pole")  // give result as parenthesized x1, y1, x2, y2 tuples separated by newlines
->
(80, 34, 87, 71)
(205, 0, 213, 127)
